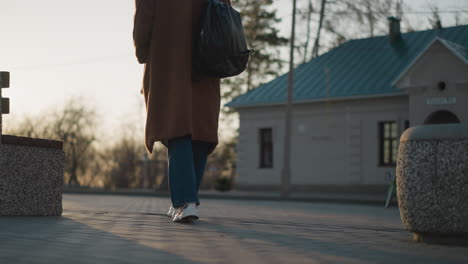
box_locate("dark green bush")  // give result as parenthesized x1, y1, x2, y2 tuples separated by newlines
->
(214, 177, 233, 192)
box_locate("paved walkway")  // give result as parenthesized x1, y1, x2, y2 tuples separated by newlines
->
(0, 194, 467, 264)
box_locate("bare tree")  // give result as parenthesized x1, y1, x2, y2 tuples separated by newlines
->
(299, 0, 407, 52)
(50, 98, 98, 186)
(5, 116, 48, 138)
(428, 4, 442, 29)
(302, 0, 315, 63)
(311, 0, 327, 58)
(106, 136, 143, 188)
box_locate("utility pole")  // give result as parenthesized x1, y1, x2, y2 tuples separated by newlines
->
(281, 0, 297, 199)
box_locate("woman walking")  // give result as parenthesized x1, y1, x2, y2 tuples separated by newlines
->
(133, 0, 230, 222)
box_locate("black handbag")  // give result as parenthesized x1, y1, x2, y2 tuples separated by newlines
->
(193, 0, 254, 80)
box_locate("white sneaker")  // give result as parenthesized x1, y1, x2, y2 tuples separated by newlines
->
(166, 206, 175, 218)
(172, 203, 199, 222)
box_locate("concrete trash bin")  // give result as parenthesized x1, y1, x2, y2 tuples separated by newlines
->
(0, 135, 64, 216)
(396, 124, 468, 245)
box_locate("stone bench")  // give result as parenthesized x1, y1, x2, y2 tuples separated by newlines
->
(0, 72, 65, 216)
(396, 124, 468, 245)
(0, 135, 65, 216)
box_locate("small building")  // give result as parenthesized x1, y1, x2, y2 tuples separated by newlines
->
(226, 20, 468, 192)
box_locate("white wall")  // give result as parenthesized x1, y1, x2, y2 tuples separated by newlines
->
(236, 107, 284, 186)
(235, 96, 409, 187)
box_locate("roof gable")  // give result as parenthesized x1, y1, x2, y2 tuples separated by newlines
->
(393, 37, 468, 87)
(227, 25, 468, 108)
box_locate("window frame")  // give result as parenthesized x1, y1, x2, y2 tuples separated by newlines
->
(378, 121, 398, 167)
(259, 128, 273, 169)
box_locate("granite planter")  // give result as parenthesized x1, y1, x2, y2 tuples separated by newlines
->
(0, 135, 64, 216)
(396, 124, 468, 245)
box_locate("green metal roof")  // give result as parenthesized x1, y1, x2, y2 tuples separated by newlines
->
(439, 38, 468, 63)
(226, 25, 468, 108)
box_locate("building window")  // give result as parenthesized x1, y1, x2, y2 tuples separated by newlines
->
(379, 122, 398, 166)
(259, 128, 273, 168)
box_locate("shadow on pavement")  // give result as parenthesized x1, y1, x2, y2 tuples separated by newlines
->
(0, 216, 199, 264)
(195, 218, 467, 264)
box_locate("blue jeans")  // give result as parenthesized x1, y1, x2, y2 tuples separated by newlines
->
(168, 136, 211, 208)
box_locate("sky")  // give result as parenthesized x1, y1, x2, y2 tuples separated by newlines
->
(1, 0, 467, 142)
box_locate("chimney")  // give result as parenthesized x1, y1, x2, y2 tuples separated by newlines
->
(388, 17, 401, 44)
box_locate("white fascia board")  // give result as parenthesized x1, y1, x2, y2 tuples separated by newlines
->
(230, 92, 407, 110)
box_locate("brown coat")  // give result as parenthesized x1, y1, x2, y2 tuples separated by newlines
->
(133, 0, 231, 154)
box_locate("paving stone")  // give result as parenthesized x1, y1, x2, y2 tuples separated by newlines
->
(0, 194, 467, 264)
